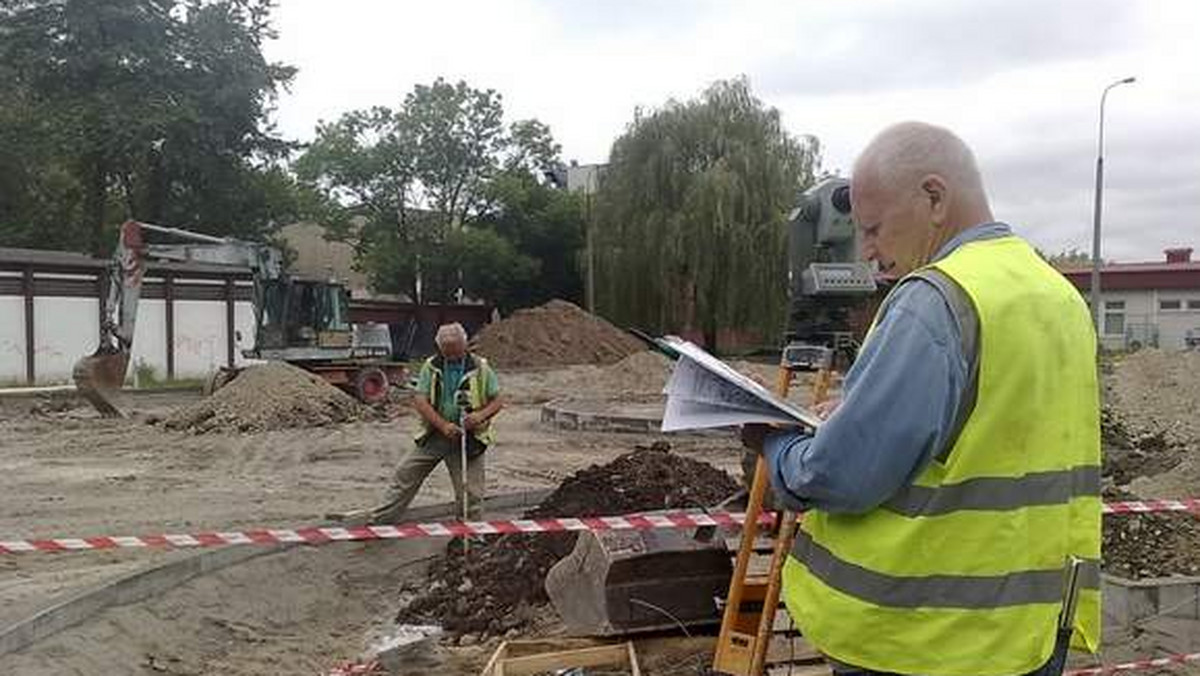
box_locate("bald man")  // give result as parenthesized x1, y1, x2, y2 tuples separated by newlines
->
(751, 123, 1101, 675)
(376, 322, 502, 523)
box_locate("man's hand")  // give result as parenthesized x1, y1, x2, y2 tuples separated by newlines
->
(463, 412, 485, 431)
(439, 421, 463, 439)
(741, 423, 773, 450)
(814, 397, 842, 421)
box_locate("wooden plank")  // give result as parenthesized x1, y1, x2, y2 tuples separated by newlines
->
(500, 643, 632, 675)
(480, 641, 507, 676)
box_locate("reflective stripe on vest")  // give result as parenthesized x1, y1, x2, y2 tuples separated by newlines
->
(793, 529, 1100, 608)
(782, 235, 1102, 676)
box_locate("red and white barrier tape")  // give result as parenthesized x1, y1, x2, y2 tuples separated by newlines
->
(3, 500, 1197, 556)
(1103, 499, 1200, 515)
(0, 511, 764, 555)
(1067, 651, 1200, 675)
(326, 660, 381, 676)
(322, 651, 1200, 676)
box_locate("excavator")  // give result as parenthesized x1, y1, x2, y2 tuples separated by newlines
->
(73, 220, 404, 417)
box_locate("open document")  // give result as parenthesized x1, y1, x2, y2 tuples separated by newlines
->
(659, 339, 822, 432)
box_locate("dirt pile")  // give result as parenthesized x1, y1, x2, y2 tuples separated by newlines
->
(471, 300, 644, 368)
(1103, 350, 1200, 499)
(1104, 488, 1200, 579)
(394, 443, 739, 639)
(1107, 350, 1200, 448)
(163, 363, 365, 434)
(1102, 408, 1183, 486)
(592, 350, 673, 393)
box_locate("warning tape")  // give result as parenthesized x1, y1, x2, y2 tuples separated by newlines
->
(0, 511, 764, 555)
(326, 660, 381, 676)
(1102, 499, 1200, 515)
(3, 500, 1197, 556)
(1066, 651, 1200, 675)
(321, 651, 1200, 676)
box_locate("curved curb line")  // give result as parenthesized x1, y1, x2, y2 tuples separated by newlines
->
(541, 397, 732, 437)
(0, 489, 551, 657)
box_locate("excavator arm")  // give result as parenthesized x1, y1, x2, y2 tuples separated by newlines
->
(74, 220, 282, 417)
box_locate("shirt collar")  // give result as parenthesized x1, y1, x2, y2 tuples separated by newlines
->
(931, 222, 1012, 263)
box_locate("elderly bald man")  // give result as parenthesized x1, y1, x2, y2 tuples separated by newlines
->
(375, 322, 502, 523)
(749, 123, 1101, 676)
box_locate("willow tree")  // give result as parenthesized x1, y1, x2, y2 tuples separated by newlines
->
(594, 78, 820, 349)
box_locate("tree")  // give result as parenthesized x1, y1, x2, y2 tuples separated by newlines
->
(477, 169, 584, 311)
(296, 78, 584, 308)
(1040, 248, 1099, 268)
(0, 0, 297, 255)
(594, 77, 821, 348)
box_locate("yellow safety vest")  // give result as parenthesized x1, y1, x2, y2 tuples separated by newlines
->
(782, 235, 1101, 676)
(414, 353, 496, 446)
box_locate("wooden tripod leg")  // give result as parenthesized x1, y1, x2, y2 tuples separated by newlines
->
(712, 452, 771, 673)
(749, 365, 831, 674)
(750, 509, 799, 675)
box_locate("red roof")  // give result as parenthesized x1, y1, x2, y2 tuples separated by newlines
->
(1057, 260, 1200, 292)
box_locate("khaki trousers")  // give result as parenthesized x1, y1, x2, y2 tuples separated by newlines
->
(380, 433, 486, 522)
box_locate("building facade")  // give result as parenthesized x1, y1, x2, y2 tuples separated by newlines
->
(1059, 248, 1200, 351)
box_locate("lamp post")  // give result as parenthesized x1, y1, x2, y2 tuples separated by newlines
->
(1090, 76, 1136, 337)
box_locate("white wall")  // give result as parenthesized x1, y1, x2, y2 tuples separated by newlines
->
(129, 299, 168, 383)
(1097, 288, 1200, 350)
(32, 297, 100, 383)
(173, 300, 228, 378)
(1156, 292, 1200, 349)
(0, 296, 25, 384)
(234, 300, 257, 359)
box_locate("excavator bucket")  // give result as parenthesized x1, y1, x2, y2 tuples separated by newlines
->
(73, 351, 129, 418)
(545, 521, 733, 636)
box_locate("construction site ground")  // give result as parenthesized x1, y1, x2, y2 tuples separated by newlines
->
(0, 356, 788, 675)
(0, 347, 1198, 674)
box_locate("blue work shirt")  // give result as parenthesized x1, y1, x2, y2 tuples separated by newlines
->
(763, 222, 1013, 514)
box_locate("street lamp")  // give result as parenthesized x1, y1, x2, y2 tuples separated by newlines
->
(1090, 76, 1136, 338)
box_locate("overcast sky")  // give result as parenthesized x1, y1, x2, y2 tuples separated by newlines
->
(264, 0, 1200, 262)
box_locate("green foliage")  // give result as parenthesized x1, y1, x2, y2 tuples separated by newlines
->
(1040, 247, 1098, 268)
(478, 170, 584, 310)
(594, 77, 820, 346)
(0, 0, 297, 255)
(295, 79, 585, 309)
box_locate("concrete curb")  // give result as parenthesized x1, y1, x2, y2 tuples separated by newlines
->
(541, 397, 732, 437)
(1103, 572, 1200, 632)
(0, 489, 551, 656)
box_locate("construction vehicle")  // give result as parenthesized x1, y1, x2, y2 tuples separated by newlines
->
(785, 177, 880, 371)
(73, 220, 404, 417)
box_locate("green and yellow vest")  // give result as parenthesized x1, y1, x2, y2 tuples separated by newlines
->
(782, 235, 1101, 675)
(414, 353, 496, 446)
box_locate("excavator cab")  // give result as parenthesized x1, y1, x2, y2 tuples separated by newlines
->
(253, 278, 353, 355)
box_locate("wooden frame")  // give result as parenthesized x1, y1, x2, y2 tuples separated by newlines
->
(481, 640, 640, 676)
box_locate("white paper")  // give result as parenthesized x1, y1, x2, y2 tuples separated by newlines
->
(659, 338, 822, 433)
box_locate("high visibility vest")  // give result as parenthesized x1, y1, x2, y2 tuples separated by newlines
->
(414, 353, 496, 446)
(782, 235, 1101, 676)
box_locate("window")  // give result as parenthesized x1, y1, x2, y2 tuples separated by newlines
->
(1188, 299, 1200, 310)
(1160, 299, 1182, 311)
(1104, 311, 1125, 336)
(1105, 300, 1126, 310)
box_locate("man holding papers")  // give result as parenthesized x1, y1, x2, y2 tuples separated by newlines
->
(746, 122, 1101, 676)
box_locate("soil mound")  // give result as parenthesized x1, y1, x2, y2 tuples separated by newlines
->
(1104, 488, 1200, 579)
(163, 363, 365, 434)
(471, 300, 644, 368)
(1107, 349, 1200, 448)
(394, 443, 739, 638)
(593, 350, 673, 393)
